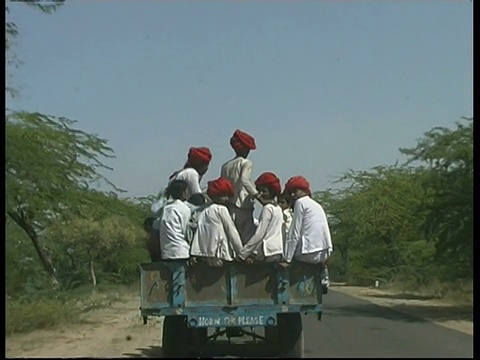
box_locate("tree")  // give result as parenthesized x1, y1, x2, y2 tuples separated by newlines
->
(5, 2, 153, 290)
(47, 215, 141, 287)
(5, 3, 155, 290)
(399, 117, 473, 279)
(316, 117, 473, 287)
(6, 111, 120, 287)
(315, 164, 430, 285)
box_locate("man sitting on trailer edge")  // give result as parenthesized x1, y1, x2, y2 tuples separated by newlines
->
(279, 175, 333, 269)
(238, 172, 284, 263)
(189, 177, 244, 267)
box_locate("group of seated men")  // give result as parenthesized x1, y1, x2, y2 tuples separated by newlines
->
(144, 129, 333, 270)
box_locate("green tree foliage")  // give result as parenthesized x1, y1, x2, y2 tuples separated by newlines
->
(6, 218, 51, 296)
(400, 117, 473, 279)
(6, 111, 121, 287)
(47, 214, 145, 288)
(5, 2, 148, 289)
(316, 117, 473, 287)
(5, 115, 151, 290)
(315, 165, 433, 285)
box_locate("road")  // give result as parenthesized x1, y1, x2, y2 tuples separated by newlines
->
(138, 288, 473, 358)
(302, 289, 473, 358)
(6, 288, 473, 358)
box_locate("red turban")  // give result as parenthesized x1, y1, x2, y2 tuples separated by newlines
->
(207, 177, 234, 198)
(284, 176, 311, 194)
(187, 147, 212, 165)
(255, 172, 282, 196)
(230, 129, 256, 153)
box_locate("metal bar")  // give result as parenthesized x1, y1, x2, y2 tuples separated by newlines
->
(277, 266, 290, 304)
(228, 264, 237, 305)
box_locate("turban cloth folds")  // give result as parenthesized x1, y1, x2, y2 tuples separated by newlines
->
(284, 176, 311, 194)
(255, 172, 282, 196)
(207, 177, 234, 198)
(187, 147, 212, 166)
(230, 129, 256, 153)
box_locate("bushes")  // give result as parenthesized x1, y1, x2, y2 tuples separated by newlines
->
(6, 283, 137, 335)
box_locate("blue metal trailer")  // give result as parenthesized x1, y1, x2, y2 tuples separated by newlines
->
(139, 260, 324, 358)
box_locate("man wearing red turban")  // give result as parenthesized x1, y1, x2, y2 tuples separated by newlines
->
(281, 175, 333, 268)
(190, 177, 244, 267)
(220, 129, 261, 244)
(206, 177, 234, 198)
(284, 176, 312, 197)
(167, 146, 213, 200)
(254, 172, 282, 197)
(238, 172, 284, 263)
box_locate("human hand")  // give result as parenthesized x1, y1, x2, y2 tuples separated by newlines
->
(188, 257, 198, 266)
(278, 262, 290, 268)
(253, 193, 264, 204)
(322, 257, 330, 267)
(245, 257, 254, 265)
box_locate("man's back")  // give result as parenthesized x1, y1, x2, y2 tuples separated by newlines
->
(190, 203, 243, 261)
(292, 196, 332, 254)
(221, 157, 256, 209)
(171, 168, 202, 199)
(159, 199, 191, 260)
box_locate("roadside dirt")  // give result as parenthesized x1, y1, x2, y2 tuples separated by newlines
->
(6, 293, 165, 358)
(6, 286, 472, 358)
(331, 285, 473, 336)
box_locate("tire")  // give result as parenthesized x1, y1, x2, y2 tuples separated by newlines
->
(189, 327, 208, 357)
(277, 313, 304, 358)
(162, 316, 189, 358)
(264, 325, 278, 343)
(162, 316, 208, 358)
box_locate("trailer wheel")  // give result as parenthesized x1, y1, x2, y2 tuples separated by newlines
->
(162, 316, 189, 358)
(277, 313, 304, 358)
(189, 327, 208, 357)
(264, 325, 278, 343)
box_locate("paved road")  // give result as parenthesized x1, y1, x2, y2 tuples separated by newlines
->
(303, 289, 473, 358)
(136, 289, 473, 358)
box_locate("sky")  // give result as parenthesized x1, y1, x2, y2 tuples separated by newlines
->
(6, 0, 473, 200)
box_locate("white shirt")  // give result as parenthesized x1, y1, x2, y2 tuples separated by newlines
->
(190, 203, 243, 261)
(221, 157, 257, 209)
(239, 203, 284, 260)
(284, 196, 333, 263)
(159, 199, 192, 260)
(170, 168, 203, 199)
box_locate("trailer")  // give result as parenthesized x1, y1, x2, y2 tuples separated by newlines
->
(139, 260, 324, 358)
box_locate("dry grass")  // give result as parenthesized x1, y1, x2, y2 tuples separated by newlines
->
(385, 279, 473, 306)
(6, 283, 138, 335)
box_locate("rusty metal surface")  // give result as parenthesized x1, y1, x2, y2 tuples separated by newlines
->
(141, 263, 171, 306)
(288, 262, 321, 305)
(184, 262, 229, 305)
(233, 263, 276, 305)
(140, 261, 322, 309)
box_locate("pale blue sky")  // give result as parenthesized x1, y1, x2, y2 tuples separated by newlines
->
(7, 1, 473, 199)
